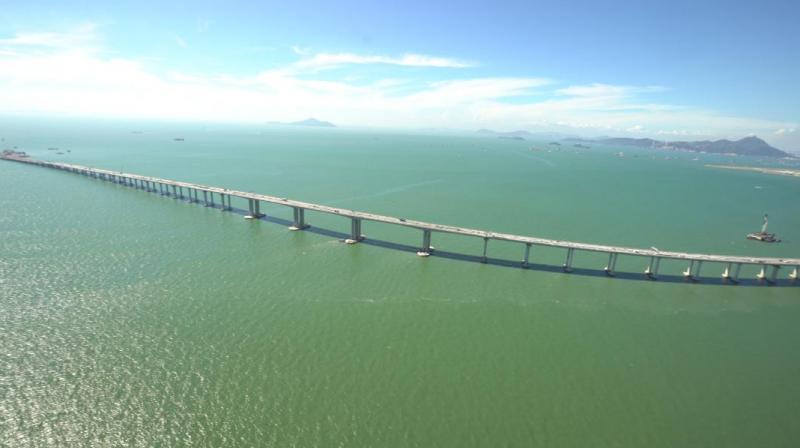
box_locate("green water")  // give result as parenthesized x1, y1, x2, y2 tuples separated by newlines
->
(2, 119, 799, 447)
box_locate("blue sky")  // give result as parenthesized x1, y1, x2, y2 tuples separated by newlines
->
(1, 0, 798, 150)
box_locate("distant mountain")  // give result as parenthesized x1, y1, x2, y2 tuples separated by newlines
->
(477, 129, 577, 141)
(565, 136, 792, 158)
(289, 118, 336, 128)
(268, 118, 336, 128)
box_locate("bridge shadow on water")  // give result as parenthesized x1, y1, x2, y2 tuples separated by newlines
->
(20, 161, 796, 289)
(201, 201, 796, 289)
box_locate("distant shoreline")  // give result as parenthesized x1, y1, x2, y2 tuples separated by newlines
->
(706, 164, 800, 178)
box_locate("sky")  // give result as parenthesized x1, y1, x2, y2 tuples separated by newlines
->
(0, 0, 798, 150)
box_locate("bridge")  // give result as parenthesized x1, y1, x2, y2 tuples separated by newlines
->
(3, 154, 799, 285)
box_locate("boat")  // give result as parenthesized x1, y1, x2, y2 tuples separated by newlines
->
(173, 137, 185, 141)
(746, 214, 780, 242)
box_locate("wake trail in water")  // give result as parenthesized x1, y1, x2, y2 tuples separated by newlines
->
(512, 150, 556, 167)
(328, 179, 444, 204)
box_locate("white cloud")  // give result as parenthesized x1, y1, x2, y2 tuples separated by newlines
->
(0, 23, 98, 50)
(291, 45, 311, 56)
(196, 19, 213, 33)
(294, 52, 472, 69)
(557, 83, 665, 98)
(0, 25, 797, 150)
(175, 36, 188, 48)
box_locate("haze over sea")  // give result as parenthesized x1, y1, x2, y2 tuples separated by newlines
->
(2, 118, 800, 447)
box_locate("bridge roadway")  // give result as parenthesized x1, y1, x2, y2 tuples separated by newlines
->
(4, 155, 799, 284)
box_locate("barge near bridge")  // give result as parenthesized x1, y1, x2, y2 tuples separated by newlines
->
(3, 154, 798, 285)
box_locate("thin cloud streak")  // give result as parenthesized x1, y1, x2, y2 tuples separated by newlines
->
(294, 52, 473, 69)
(0, 23, 98, 50)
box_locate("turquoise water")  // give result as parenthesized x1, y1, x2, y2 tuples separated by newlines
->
(2, 118, 799, 446)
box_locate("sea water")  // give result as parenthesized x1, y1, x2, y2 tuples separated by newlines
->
(2, 117, 799, 447)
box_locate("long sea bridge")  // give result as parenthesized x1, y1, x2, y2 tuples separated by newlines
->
(3, 154, 799, 285)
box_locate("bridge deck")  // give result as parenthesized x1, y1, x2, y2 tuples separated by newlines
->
(4, 155, 799, 268)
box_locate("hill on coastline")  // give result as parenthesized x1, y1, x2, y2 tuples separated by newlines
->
(565, 136, 792, 158)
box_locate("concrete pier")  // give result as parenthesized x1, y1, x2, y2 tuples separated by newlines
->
(345, 218, 364, 244)
(645, 256, 661, 279)
(417, 230, 433, 257)
(289, 207, 309, 231)
(522, 243, 532, 268)
(4, 155, 800, 285)
(245, 198, 264, 219)
(683, 260, 703, 281)
(563, 248, 575, 272)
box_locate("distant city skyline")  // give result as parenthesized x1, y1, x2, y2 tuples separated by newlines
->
(0, 0, 797, 150)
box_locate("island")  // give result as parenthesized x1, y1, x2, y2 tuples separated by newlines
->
(564, 136, 793, 158)
(265, 118, 336, 128)
(290, 118, 336, 127)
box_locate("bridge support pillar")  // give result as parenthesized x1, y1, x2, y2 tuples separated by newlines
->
(770, 265, 780, 283)
(223, 194, 232, 211)
(758, 265, 780, 284)
(683, 260, 702, 281)
(645, 256, 661, 279)
(245, 199, 264, 218)
(481, 237, 489, 263)
(172, 185, 177, 198)
(417, 230, 432, 257)
(522, 243, 532, 267)
(345, 218, 364, 244)
(290, 207, 309, 231)
(563, 248, 575, 272)
(722, 263, 738, 284)
(604, 253, 618, 276)
(203, 191, 209, 206)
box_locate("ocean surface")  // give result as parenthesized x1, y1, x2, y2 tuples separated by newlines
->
(2, 117, 799, 447)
